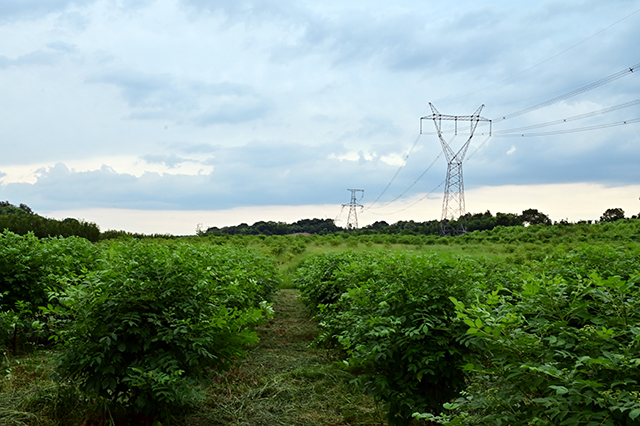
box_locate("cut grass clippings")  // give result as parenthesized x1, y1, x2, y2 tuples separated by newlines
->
(188, 289, 387, 426)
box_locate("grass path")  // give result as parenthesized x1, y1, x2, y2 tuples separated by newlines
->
(187, 289, 386, 426)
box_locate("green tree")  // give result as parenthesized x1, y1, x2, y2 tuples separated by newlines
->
(0, 201, 33, 216)
(600, 207, 625, 223)
(520, 208, 552, 225)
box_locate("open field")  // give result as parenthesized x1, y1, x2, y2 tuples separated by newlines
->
(1, 219, 640, 425)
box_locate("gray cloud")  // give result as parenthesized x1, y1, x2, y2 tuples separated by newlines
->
(88, 70, 271, 125)
(0, 0, 96, 22)
(0, 50, 60, 68)
(179, 0, 522, 75)
(46, 41, 78, 53)
(169, 142, 219, 154)
(0, 143, 409, 211)
(180, 0, 301, 23)
(141, 154, 190, 168)
(0, 42, 78, 69)
(2, 121, 639, 214)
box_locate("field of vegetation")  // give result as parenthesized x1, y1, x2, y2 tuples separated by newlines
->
(1, 215, 640, 425)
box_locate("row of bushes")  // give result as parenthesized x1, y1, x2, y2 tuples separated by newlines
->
(0, 231, 279, 423)
(295, 245, 640, 425)
(195, 218, 640, 250)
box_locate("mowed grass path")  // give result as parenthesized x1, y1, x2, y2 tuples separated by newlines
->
(187, 289, 386, 426)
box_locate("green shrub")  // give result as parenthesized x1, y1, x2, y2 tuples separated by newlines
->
(295, 251, 380, 312)
(53, 241, 274, 422)
(0, 231, 101, 353)
(297, 251, 474, 425)
(445, 249, 640, 425)
(0, 231, 101, 311)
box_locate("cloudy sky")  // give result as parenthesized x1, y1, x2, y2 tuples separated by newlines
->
(1, 0, 639, 233)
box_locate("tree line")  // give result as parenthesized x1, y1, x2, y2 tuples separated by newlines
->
(0, 201, 100, 242)
(205, 218, 341, 236)
(205, 207, 637, 237)
(2, 200, 636, 241)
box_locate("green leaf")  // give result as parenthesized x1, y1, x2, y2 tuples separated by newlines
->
(550, 385, 569, 395)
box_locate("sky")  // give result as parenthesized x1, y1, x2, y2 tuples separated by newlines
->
(0, 0, 639, 234)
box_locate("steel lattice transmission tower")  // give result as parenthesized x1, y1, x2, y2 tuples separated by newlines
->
(421, 103, 491, 236)
(342, 189, 364, 229)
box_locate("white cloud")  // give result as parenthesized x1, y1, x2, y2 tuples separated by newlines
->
(380, 153, 406, 167)
(0, 156, 214, 185)
(329, 152, 360, 162)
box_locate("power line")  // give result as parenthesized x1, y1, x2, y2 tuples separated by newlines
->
(367, 152, 443, 210)
(440, 6, 640, 104)
(422, 103, 490, 235)
(466, 135, 493, 160)
(366, 133, 423, 208)
(493, 99, 640, 134)
(493, 117, 640, 137)
(367, 85, 638, 215)
(361, 108, 638, 216)
(365, 181, 445, 216)
(493, 62, 639, 121)
(361, 57, 640, 218)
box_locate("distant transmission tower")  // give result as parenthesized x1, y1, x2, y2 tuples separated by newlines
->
(421, 103, 491, 236)
(342, 189, 364, 229)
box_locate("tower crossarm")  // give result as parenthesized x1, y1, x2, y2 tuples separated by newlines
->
(421, 103, 491, 163)
(420, 103, 491, 136)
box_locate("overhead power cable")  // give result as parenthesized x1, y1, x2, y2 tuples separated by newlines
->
(493, 63, 639, 121)
(366, 133, 422, 207)
(440, 6, 640, 103)
(466, 135, 493, 160)
(493, 99, 640, 134)
(366, 181, 445, 216)
(367, 153, 443, 210)
(493, 117, 640, 137)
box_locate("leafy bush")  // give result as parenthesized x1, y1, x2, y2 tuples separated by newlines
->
(443, 248, 640, 426)
(0, 231, 50, 310)
(297, 251, 474, 425)
(0, 231, 101, 310)
(53, 241, 276, 423)
(0, 231, 101, 353)
(183, 242, 279, 308)
(541, 244, 640, 281)
(295, 251, 375, 312)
